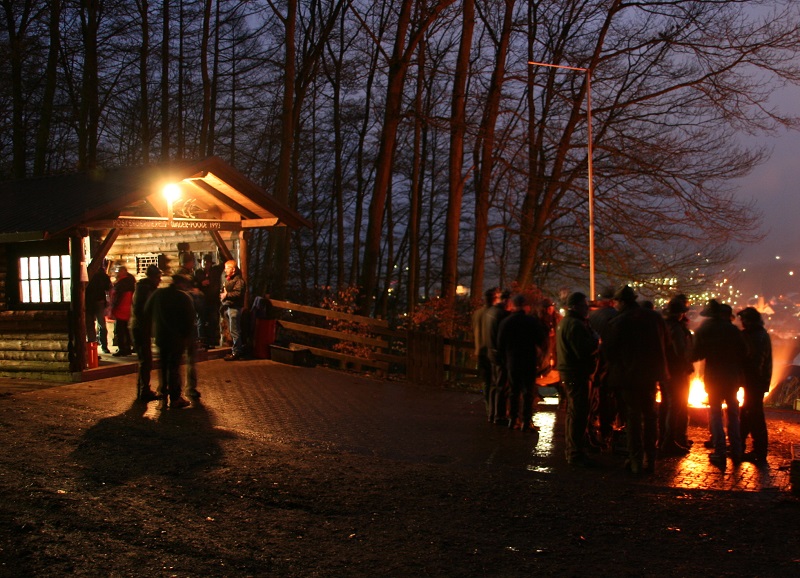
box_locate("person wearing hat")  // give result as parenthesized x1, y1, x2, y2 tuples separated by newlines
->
(144, 274, 196, 409)
(557, 292, 599, 464)
(659, 295, 694, 456)
(603, 285, 669, 474)
(692, 299, 747, 465)
(737, 307, 772, 464)
(130, 265, 163, 402)
(497, 293, 549, 431)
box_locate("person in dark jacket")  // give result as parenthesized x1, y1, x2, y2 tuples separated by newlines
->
(110, 266, 135, 356)
(483, 289, 513, 424)
(737, 307, 772, 465)
(557, 292, 599, 465)
(587, 287, 620, 448)
(692, 299, 747, 466)
(603, 285, 669, 474)
(221, 260, 247, 360)
(195, 254, 224, 348)
(659, 294, 694, 455)
(130, 265, 162, 402)
(497, 294, 549, 431)
(144, 274, 196, 409)
(85, 263, 112, 354)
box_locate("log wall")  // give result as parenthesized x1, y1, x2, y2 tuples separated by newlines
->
(0, 310, 72, 381)
(104, 230, 230, 275)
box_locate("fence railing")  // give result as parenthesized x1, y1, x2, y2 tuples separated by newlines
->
(268, 300, 478, 387)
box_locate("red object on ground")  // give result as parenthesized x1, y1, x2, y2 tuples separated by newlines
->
(253, 319, 277, 359)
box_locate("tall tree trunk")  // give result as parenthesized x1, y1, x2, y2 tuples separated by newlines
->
(198, 0, 212, 157)
(441, 0, 474, 302)
(207, 0, 221, 156)
(78, 0, 100, 171)
(408, 34, 426, 313)
(358, 0, 413, 313)
(327, 14, 346, 290)
(160, 0, 170, 161)
(2, 0, 36, 178)
(177, 0, 185, 159)
(470, 0, 514, 296)
(267, 0, 296, 297)
(34, 0, 62, 176)
(138, 0, 150, 164)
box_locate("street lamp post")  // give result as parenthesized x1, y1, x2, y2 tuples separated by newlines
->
(528, 61, 595, 300)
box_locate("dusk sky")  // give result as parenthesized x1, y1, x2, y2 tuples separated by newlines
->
(734, 85, 800, 267)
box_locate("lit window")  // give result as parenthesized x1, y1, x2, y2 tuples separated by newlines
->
(18, 255, 71, 303)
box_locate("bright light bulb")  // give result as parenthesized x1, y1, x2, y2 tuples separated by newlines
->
(163, 183, 181, 203)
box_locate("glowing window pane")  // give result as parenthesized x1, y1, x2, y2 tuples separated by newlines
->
(30, 258, 39, 279)
(62, 279, 71, 299)
(20, 258, 29, 280)
(31, 281, 41, 302)
(51, 280, 61, 302)
(41, 280, 51, 302)
(50, 255, 60, 276)
(20, 281, 30, 303)
(61, 255, 70, 276)
(40, 256, 50, 279)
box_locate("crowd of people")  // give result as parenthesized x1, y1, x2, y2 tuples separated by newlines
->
(472, 285, 773, 473)
(85, 254, 249, 409)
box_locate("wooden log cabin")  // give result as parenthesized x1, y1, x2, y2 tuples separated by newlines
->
(0, 157, 310, 382)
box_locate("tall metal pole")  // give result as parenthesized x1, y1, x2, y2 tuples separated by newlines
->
(528, 61, 595, 299)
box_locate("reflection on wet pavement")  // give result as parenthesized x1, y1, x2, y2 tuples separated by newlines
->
(652, 424, 790, 492)
(527, 410, 556, 474)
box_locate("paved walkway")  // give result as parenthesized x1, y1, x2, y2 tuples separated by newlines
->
(1, 358, 798, 494)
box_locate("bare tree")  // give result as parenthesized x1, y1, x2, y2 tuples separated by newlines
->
(440, 0, 474, 303)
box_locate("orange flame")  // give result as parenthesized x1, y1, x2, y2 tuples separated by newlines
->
(688, 376, 743, 408)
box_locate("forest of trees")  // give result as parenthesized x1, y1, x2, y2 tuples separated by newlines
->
(3, 0, 800, 317)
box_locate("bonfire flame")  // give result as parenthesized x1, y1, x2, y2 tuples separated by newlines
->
(688, 376, 744, 408)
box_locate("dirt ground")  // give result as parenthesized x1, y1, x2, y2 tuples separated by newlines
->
(0, 365, 799, 577)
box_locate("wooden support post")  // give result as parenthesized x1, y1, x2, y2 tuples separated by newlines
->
(70, 233, 87, 372)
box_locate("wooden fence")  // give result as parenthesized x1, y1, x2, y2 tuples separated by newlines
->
(268, 300, 477, 387)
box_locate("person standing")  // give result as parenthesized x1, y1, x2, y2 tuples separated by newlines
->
(195, 254, 223, 348)
(737, 307, 772, 465)
(473, 288, 498, 422)
(659, 295, 694, 455)
(221, 260, 247, 361)
(557, 292, 599, 465)
(497, 294, 549, 431)
(604, 285, 669, 474)
(587, 287, 619, 449)
(178, 252, 206, 346)
(692, 299, 747, 466)
(130, 265, 162, 402)
(144, 274, 195, 409)
(85, 263, 112, 354)
(110, 266, 135, 356)
(484, 289, 512, 424)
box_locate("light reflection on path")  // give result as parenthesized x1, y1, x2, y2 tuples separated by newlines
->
(527, 409, 557, 474)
